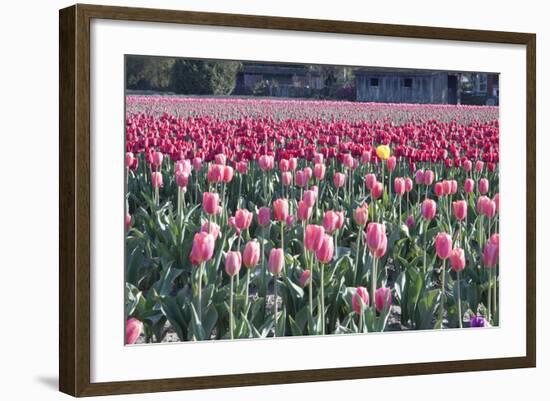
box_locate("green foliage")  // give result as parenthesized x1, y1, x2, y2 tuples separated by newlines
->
(171, 59, 242, 95)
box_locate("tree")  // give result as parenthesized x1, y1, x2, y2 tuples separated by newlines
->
(171, 60, 242, 95)
(126, 56, 175, 91)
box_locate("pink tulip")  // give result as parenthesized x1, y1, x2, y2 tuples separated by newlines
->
(304, 224, 325, 252)
(483, 242, 499, 268)
(215, 153, 227, 165)
(222, 166, 234, 183)
(479, 178, 489, 195)
(176, 159, 192, 175)
(190, 232, 215, 264)
(387, 156, 397, 172)
(421, 199, 437, 220)
(352, 286, 370, 314)
(489, 233, 499, 246)
(152, 151, 164, 169)
(414, 169, 424, 185)
(125, 318, 143, 345)
(273, 198, 289, 222)
(434, 232, 452, 260)
(476, 196, 490, 215)
(483, 199, 496, 218)
(175, 171, 189, 187)
(354, 203, 369, 227)
(361, 151, 371, 164)
(202, 192, 219, 215)
(151, 172, 163, 189)
(243, 240, 260, 269)
(268, 248, 284, 275)
(375, 287, 392, 312)
(314, 163, 326, 180)
(279, 159, 289, 172)
(125, 213, 133, 232)
(365, 173, 377, 190)
(234, 209, 253, 231)
(366, 223, 386, 257)
(314, 153, 324, 164)
(450, 180, 458, 194)
(207, 164, 224, 183)
(315, 234, 334, 264)
(297, 200, 312, 221)
(258, 154, 274, 171)
(464, 178, 475, 193)
(295, 170, 307, 187)
(257, 207, 271, 227)
(303, 167, 313, 182)
(335, 211, 345, 231)
(201, 220, 221, 240)
(323, 210, 340, 234)
(463, 160, 472, 172)
(333, 172, 346, 188)
(299, 270, 312, 288)
(423, 170, 435, 185)
(225, 251, 242, 277)
(192, 157, 203, 171)
(406, 214, 415, 229)
(434, 182, 444, 197)
(450, 248, 466, 272)
(493, 193, 500, 212)
(303, 190, 317, 207)
(371, 181, 384, 199)
(289, 157, 298, 171)
(125, 152, 135, 168)
(343, 153, 354, 169)
(236, 161, 248, 175)
(394, 177, 406, 196)
(475, 160, 484, 172)
(282, 171, 292, 186)
(285, 215, 295, 227)
(453, 200, 467, 221)
(404, 177, 413, 192)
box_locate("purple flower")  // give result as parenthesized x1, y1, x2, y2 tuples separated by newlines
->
(470, 315, 489, 328)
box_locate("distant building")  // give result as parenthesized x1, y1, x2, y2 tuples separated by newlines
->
(234, 63, 322, 97)
(355, 68, 461, 104)
(463, 73, 499, 105)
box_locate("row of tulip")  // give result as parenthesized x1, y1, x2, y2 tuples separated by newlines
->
(124, 99, 499, 344)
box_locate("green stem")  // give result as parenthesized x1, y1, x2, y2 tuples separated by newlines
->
(457, 270, 463, 328)
(488, 268, 492, 323)
(273, 274, 278, 337)
(320, 262, 325, 335)
(198, 262, 204, 318)
(371, 257, 377, 307)
(230, 275, 234, 340)
(438, 259, 446, 328)
(354, 227, 362, 285)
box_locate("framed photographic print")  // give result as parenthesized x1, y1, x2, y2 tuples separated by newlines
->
(59, 4, 536, 397)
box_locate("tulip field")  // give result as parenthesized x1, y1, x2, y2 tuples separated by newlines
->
(124, 96, 499, 344)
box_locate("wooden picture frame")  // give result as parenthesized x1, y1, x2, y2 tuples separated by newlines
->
(59, 3, 536, 397)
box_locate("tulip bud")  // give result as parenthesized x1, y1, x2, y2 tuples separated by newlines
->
(394, 177, 406, 196)
(257, 207, 271, 227)
(273, 198, 289, 222)
(463, 160, 472, 172)
(333, 172, 346, 188)
(415, 169, 425, 185)
(352, 286, 370, 314)
(125, 213, 132, 231)
(268, 248, 285, 275)
(236, 161, 248, 175)
(434, 232, 452, 259)
(371, 181, 384, 199)
(423, 170, 435, 185)
(304, 224, 325, 252)
(365, 173, 377, 190)
(353, 204, 369, 227)
(279, 159, 289, 172)
(453, 200, 467, 221)
(464, 178, 475, 193)
(314, 153, 324, 164)
(366, 223, 387, 257)
(297, 200, 312, 221)
(222, 165, 234, 183)
(234, 209, 253, 231)
(483, 242, 499, 268)
(299, 270, 312, 288)
(315, 234, 334, 264)
(404, 177, 413, 192)
(125, 152, 135, 168)
(282, 171, 292, 186)
(479, 178, 489, 195)
(421, 199, 437, 220)
(405, 214, 415, 229)
(151, 172, 163, 189)
(201, 220, 221, 240)
(449, 248, 466, 272)
(202, 192, 220, 215)
(375, 287, 392, 312)
(475, 160, 484, 172)
(225, 251, 242, 277)
(387, 156, 397, 172)
(190, 232, 215, 264)
(215, 153, 227, 165)
(125, 318, 143, 345)
(303, 190, 317, 207)
(295, 170, 307, 187)
(175, 171, 189, 188)
(314, 163, 326, 180)
(323, 210, 340, 234)
(243, 240, 260, 269)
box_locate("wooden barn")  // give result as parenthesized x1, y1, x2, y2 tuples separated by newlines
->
(355, 68, 461, 104)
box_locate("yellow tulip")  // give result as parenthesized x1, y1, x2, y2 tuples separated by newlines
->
(376, 145, 391, 161)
